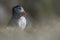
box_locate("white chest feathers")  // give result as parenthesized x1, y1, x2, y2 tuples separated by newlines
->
(18, 16, 26, 30)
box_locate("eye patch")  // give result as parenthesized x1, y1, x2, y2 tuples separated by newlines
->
(14, 7, 21, 13)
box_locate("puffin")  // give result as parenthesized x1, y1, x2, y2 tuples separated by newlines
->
(8, 5, 27, 30)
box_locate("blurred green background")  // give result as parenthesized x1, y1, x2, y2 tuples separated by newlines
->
(0, 0, 60, 26)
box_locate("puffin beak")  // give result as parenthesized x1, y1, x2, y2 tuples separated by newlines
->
(21, 11, 26, 17)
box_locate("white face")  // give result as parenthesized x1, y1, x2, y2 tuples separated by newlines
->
(20, 7, 24, 12)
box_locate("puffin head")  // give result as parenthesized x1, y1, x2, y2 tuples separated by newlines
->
(12, 5, 27, 30)
(12, 5, 26, 17)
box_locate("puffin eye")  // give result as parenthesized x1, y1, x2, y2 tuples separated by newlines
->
(19, 7, 21, 10)
(16, 7, 21, 10)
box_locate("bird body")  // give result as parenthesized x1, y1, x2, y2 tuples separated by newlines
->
(18, 16, 26, 30)
(8, 5, 27, 30)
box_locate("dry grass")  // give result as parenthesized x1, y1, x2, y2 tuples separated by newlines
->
(0, 16, 60, 40)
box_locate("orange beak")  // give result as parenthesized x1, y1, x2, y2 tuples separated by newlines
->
(21, 11, 26, 17)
